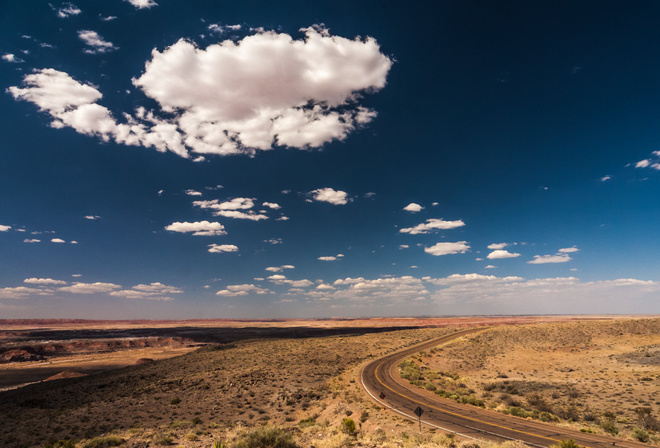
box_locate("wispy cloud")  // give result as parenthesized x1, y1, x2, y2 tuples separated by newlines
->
(78, 30, 118, 54)
(400, 218, 465, 235)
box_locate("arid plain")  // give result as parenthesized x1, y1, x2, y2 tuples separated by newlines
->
(1, 316, 658, 448)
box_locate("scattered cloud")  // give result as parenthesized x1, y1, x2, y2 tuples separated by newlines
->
(400, 218, 465, 235)
(600, 175, 612, 182)
(2, 54, 24, 63)
(208, 24, 242, 34)
(59, 282, 121, 293)
(23, 239, 40, 243)
(309, 188, 350, 205)
(424, 241, 470, 256)
(125, 0, 157, 8)
(54, 2, 81, 18)
(77, 30, 118, 54)
(485, 265, 496, 269)
(165, 221, 226, 236)
(262, 202, 280, 210)
(109, 282, 181, 300)
(264, 238, 283, 245)
(216, 284, 271, 296)
(403, 203, 423, 212)
(559, 246, 579, 253)
(528, 253, 572, 264)
(84, 215, 101, 220)
(0, 286, 54, 299)
(399, 244, 409, 249)
(635, 151, 660, 170)
(487, 249, 520, 259)
(51, 238, 66, 243)
(185, 189, 202, 196)
(266, 275, 314, 288)
(24, 278, 67, 285)
(265, 265, 295, 272)
(208, 244, 238, 253)
(318, 254, 344, 261)
(487, 243, 507, 250)
(0, 225, 11, 232)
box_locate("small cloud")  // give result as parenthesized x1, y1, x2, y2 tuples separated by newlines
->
(262, 202, 281, 210)
(84, 215, 101, 220)
(60, 282, 121, 293)
(265, 265, 295, 272)
(487, 243, 507, 250)
(2, 53, 24, 63)
(51, 238, 66, 243)
(208, 24, 242, 34)
(559, 246, 579, 253)
(309, 188, 350, 205)
(125, 0, 157, 8)
(78, 30, 118, 54)
(72, 274, 82, 277)
(24, 278, 67, 285)
(600, 175, 612, 182)
(208, 244, 238, 253)
(399, 244, 409, 249)
(165, 221, 226, 236)
(70, 240, 78, 244)
(485, 265, 496, 269)
(318, 254, 343, 261)
(400, 218, 465, 235)
(403, 203, 423, 213)
(528, 253, 572, 264)
(277, 216, 290, 221)
(0, 225, 11, 232)
(424, 241, 470, 256)
(264, 238, 283, 245)
(54, 2, 81, 18)
(184, 189, 202, 196)
(100, 15, 117, 21)
(23, 239, 40, 243)
(364, 192, 376, 198)
(487, 249, 520, 259)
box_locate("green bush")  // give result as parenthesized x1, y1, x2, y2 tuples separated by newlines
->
(599, 419, 619, 435)
(211, 441, 228, 448)
(46, 440, 77, 448)
(551, 439, 580, 448)
(341, 418, 357, 435)
(633, 428, 650, 443)
(170, 397, 181, 405)
(399, 360, 422, 381)
(298, 417, 316, 428)
(153, 435, 173, 446)
(234, 426, 298, 448)
(359, 411, 369, 423)
(82, 436, 124, 448)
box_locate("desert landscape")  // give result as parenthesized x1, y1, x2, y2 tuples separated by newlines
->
(1, 316, 658, 448)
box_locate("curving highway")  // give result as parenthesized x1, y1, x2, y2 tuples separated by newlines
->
(360, 328, 648, 448)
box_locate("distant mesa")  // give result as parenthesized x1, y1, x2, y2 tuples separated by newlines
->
(0, 348, 44, 363)
(135, 358, 155, 365)
(44, 371, 88, 382)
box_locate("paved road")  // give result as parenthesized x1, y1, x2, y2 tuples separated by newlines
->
(360, 328, 648, 448)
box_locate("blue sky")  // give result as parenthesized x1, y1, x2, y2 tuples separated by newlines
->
(2, 1, 660, 319)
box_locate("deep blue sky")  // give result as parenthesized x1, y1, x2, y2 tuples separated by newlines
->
(2, 1, 660, 318)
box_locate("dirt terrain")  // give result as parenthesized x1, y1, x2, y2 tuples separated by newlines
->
(0, 316, 652, 448)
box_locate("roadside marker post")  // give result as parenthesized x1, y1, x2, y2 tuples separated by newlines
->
(414, 406, 424, 434)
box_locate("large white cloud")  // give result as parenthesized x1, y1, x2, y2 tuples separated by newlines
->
(9, 26, 391, 159)
(165, 220, 226, 236)
(309, 188, 350, 205)
(400, 218, 465, 235)
(24, 278, 67, 285)
(424, 241, 470, 256)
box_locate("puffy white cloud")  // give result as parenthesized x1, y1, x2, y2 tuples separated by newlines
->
(0, 286, 53, 299)
(24, 278, 67, 285)
(59, 282, 121, 293)
(400, 218, 465, 235)
(424, 241, 470, 256)
(78, 30, 118, 54)
(528, 253, 572, 264)
(132, 282, 183, 294)
(309, 188, 349, 205)
(184, 189, 202, 196)
(51, 238, 66, 243)
(265, 265, 295, 272)
(487, 242, 507, 250)
(262, 202, 280, 209)
(423, 273, 524, 285)
(208, 24, 242, 34)
(125, 0, 157, 8)
(635, 151, 660, 170)
(23, 239, 40, 243)
(109, 282, 181, 300)
(165, 220, 227, 236)
(399, 245, 409, 249)
(193, 198, 268, 220)
(214, 210, 268, 221)
(318, 254, 343, 261)
(208, 244, 238, 253)
(2, 53, 24, 63)
(403, 203, 423, 212)
(0, 225, 11, 232)
(487, 249, 520, 259)
(216, 284, 271, 296)
(266, 275, 313, 288)
(559, 246, 579, 253)
(54, 2, 81, 18)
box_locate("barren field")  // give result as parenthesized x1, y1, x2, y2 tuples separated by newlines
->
(0, 316, 654, 448)
(399, 318, 660, 444)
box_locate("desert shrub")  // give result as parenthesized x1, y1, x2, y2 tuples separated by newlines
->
(234, 426, 297, 448)
(424, 382, 437, 391)
(82, 436, 124, 448)
(551, 439, 579, 448)
(399, 360, 422, 381)
(298, 417, 316, 428)
(599, 419, 619, 435)
(45, 440, 77, 448)
(170, 397, 181, 405)
(508, 407, 530, 418)
(211, 442, 228, 448)
(526, 393, 553, 413)
(341, 418, 357, 435)
(539, 412, 559, 423)
(359, 410, 369, 423)
(635, 407, 660, 431)
(633, 428, 650, 442)
(556, 405, 579, 422)
(185, 432, 198, 441)
(153, 435, 173, 446)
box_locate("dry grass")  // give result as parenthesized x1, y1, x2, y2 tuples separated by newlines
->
(400, 318, 660, 444)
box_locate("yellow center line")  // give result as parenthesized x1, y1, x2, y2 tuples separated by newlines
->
(375, 359, 577, 447)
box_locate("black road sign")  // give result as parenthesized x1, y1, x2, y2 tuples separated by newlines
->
(379, 392, 386, 399)
(414, 406, 424, 417)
